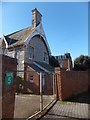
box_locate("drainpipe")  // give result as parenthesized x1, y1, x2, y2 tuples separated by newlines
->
(40, 72, 43, 111)
(53, 73, 55, 96)
(68, 59, 70, 71)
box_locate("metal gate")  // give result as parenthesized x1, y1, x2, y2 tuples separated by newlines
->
(14, 70, 57, 119)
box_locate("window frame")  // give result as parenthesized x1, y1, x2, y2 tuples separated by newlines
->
(44, 52, 47, 62)
(29, 75, 33, 83)
(28, 46, 34, 60)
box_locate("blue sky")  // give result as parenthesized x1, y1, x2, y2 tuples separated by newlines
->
(1, 2, 88, 59)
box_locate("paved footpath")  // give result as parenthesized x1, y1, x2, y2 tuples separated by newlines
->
(40, 101, 90, 120)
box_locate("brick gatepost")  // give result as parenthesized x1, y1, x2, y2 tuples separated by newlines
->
(1, 55, 17, 119)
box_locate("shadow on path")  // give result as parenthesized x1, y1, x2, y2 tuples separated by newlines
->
(65, 91, 90, 104)
(47, 113, 86, 120)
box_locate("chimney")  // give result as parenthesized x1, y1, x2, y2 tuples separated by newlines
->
(32, 8, 42, 28)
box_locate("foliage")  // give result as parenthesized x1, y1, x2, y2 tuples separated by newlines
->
(74, 55, 90, 71)
(16, 76, 24, 93)
(49, 56, 60, 67)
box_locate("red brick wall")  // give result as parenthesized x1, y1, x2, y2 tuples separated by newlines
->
(2, 55, 17, 119)
(23, 66, 40, 94)
(25, 66, 40, 94)
(55, 68, 89, 100)
(24, 66, 53, 95)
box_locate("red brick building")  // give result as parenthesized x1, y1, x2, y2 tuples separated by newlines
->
(55, 53, 73, 70)
(23, 62, 54, 95)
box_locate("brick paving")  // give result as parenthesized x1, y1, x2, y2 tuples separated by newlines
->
(40, 92, 90, 119)
(41, 91, 90, 120)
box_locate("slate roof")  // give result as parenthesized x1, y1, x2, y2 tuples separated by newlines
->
(26, 62, 54, 73)
(5, 26, 34, 47)
(26, 63, 45, 72)
(35, 61, 54, 72)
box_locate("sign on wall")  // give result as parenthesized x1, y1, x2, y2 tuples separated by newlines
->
(5, 72, 14, 85)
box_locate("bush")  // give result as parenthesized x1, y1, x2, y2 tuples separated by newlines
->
(49, 56, 60, 67)
(16, 76, 24, 94)
(74, 55, 90, 71)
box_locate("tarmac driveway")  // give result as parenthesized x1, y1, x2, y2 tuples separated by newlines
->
(14, 94, 55, 119)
